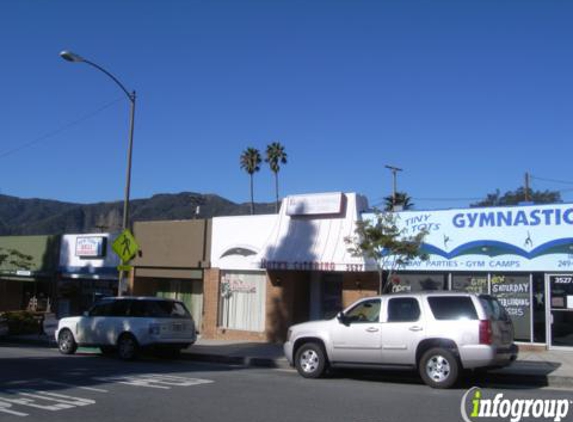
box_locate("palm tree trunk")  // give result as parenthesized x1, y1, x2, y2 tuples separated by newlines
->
(250, 174, 254, 215)
(274, 172, 279, 213)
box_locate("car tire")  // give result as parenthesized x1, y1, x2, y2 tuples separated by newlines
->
(117, 334, 139, 361)
(419, 347, 459, 389)
(58, 329, 77, 355)
(295, 342, 327, 379)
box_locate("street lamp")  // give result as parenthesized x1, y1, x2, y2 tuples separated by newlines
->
(60, 50, 136, 296)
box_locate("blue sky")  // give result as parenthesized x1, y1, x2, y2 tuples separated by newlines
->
(1, 0, 572, 210)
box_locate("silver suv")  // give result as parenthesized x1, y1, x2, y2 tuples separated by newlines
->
(56, 297, 197, 360)
(284, 292, 517, 388)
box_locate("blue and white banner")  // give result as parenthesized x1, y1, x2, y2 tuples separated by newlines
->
(377, 203, 573, 272)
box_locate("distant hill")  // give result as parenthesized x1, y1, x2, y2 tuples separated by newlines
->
(0, 193, 276, 235)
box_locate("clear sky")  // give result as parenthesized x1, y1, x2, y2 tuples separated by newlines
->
(1, 0, 572, 210)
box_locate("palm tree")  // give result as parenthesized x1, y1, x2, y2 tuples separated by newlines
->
(240, 147, 262, 214)
(384, 191, 414, 211)
(265, 142, 288, 213)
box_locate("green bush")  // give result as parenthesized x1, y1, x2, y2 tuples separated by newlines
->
(2, 311, 42, 335)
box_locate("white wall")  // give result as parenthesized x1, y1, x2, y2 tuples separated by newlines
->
(59, 233, 121, 274)
(211, 215, 277, 270)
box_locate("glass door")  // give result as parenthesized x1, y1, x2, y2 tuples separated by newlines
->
(547, 274, 573, 348)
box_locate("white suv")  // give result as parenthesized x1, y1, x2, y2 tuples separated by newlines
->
(56, 297, 197, 360)
(284, 292, 517, 388)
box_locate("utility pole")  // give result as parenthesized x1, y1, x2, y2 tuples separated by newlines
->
(524, 172, 531, 202)
(385, 165, 403, 209)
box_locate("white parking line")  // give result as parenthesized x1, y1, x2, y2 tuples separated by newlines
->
(93, 374, 213, 389)
(0, 401, 28, 417)
(0, 374, 212, 417)
(41, 381, 108, 393)
(0, 390, 95, 413)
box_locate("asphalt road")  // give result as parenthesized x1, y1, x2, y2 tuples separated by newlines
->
(0, 344, 571, 422)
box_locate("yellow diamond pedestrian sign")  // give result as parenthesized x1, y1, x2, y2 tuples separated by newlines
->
(112, 229, 139, 262)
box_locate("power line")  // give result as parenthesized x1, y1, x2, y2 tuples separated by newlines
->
(0, 97, 123, 160)
(371, 197, 482, 209)
(530, 175, 573, 186)
(413, 197, 482, 202)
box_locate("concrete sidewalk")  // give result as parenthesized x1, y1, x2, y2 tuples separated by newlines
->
(3, 334, 573, 389)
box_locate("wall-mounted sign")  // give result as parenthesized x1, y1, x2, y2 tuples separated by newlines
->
(75, 236, 106, 258)
(286, 192, 344, 216)
(221, 274, 257, 295)
(261, 259, 338, 271)
(363, 202, 573, 272)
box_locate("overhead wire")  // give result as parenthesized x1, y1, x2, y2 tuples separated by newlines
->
(530, 175, 573, 186)
(531, 174, 573, 198)
(372, 174, 573, 206)
(0, 97, 123, 160)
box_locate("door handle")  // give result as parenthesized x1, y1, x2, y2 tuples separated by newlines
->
(366, 327, 380, 333)
(409, 326, 423, 332)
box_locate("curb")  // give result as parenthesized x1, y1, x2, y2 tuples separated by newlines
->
(1, 336, 55, 348)
(181, 352, 292, 369)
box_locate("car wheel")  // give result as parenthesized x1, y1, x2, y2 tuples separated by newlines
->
(419, 347, 459, 389)
(295, 342, 327, 379)
(117, 334, 139, 361)
(58, 329, 77, 355)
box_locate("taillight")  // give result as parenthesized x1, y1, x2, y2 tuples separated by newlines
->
(479, 320, 492, 345)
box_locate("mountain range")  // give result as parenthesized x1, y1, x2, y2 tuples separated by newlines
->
(0, 193, 276, 235)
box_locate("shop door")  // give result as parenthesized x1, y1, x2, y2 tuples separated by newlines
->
(547, 274, 573, 348)
(178, 280, 203, 332)
(321, 273, 343, 319)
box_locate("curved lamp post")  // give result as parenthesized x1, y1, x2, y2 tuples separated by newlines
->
(60, 50, 136, 296)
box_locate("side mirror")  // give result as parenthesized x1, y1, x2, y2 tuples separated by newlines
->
(336, 311, 346, 324)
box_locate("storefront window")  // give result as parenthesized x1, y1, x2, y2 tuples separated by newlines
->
(491, 274, 531, 342)
(532, 273, 546, 343)
(452, 274, 488, 294)
(321, 273, 343, 319)
(389, 273, 446, 293)
(219, 271, 266, 332)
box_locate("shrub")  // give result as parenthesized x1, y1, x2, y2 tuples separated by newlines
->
(3, 311, 42, 335)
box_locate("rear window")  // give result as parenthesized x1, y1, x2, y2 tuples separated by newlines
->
(479, 295, 510, 321)
(427, 296, 478, 320)
(130, 300, 191, 319)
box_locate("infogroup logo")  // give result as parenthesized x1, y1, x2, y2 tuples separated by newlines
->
(461, 387, 570, 422)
